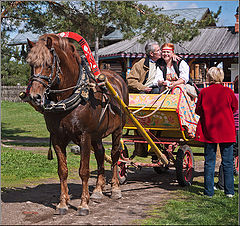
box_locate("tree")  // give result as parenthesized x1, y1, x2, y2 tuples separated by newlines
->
(1, 1, 221, 84)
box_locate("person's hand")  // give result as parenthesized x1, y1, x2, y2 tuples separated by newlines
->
(157, 80, 164, 86)
(172, 54, 181, 61)
(163, 80, 172, 87)
(144, 87, 152, 93)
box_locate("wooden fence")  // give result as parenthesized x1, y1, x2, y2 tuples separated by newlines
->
(1, 82, 234, 102)
(203, 82, 234, 90)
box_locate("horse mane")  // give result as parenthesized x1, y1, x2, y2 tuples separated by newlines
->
(27, 34, 81, 67)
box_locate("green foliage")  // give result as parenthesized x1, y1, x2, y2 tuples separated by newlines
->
(1, 30, 30, 85)
(1, 1, 221, 45)
(1, 59, 30, 86)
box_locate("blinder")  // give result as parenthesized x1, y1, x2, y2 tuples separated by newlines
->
(29, 47, 61, 92)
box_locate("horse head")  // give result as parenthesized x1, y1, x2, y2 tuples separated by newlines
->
(25, 34, 81, 113)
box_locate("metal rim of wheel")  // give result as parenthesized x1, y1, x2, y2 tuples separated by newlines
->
(182, 150, 194, 182)
(176, 145, 195, 186)
(117, 162, 127, 184)
(235, 156, 239, 173)
(117, 143, 128, 184)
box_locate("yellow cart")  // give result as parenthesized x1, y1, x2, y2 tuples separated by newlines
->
(105, 84, 203, 187)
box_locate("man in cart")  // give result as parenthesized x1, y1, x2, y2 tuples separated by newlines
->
(126, 42, 181, 94)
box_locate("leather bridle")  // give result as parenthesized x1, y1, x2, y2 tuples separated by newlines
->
(27, 47, 62, 95)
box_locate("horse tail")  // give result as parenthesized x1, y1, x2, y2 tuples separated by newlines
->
(48, 135, 53, 160)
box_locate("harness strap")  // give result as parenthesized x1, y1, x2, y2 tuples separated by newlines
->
(97, 93, 111, 128)
(43, 58, 90, 112)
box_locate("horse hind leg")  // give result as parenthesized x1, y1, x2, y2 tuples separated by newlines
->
(111, 128, 122, 199)
(90, 140, 106, 202)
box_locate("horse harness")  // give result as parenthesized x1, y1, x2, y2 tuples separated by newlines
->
(27, 46, 115, 125)
(28, 47, 62, 92)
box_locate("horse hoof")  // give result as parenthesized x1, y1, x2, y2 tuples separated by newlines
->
(56, 208, 67, 215)
(111, 190, 122, 199)
(90, 191, 104, 202)
(77, 208, 89, 216)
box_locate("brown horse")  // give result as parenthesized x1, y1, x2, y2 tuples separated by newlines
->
(24, 34, 129, 215)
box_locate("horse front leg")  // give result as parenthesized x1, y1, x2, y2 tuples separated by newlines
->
(52, 136, 70, 215)
(77, 132, 91, 216)
(111, 128, 122, 199)
(90, 140, 105, 201)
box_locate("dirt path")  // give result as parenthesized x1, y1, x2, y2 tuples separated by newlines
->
(1, 158, 213, 225)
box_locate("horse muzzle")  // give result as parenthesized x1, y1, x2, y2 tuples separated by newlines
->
(20, 91, 45, 107)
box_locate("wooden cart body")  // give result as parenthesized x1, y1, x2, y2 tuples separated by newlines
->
(117, 88, 203, 186)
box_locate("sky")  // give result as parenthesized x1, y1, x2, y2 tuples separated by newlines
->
(141, 1, 239, 26)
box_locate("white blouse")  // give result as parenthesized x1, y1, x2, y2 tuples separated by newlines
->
(152, 60, 190, 86)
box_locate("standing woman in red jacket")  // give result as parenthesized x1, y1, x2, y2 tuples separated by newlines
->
(195, 67, 238, 197)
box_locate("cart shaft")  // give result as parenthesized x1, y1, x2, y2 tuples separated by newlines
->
(105, 80, 169, 166)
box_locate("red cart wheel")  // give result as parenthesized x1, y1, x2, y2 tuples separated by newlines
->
(117, 143, 128, 184)
(117, 163, 127, 185)
(176, 145, 195, 186)
(234, 156, 239, 174)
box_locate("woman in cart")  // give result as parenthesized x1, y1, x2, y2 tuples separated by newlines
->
(153, 43, 197, 97)
(153, 43, 199, 137)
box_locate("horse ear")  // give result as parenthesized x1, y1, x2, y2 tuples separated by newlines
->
(69, 43, 76, 53)
(46, 37, 53, 49)
(27, 39, 35, 48)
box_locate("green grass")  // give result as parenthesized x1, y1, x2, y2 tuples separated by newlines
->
(1, 146, 59, 187)
(1, 101, 49, 139)
(138, 191, 238, 225)
(1, 145, 112, 188)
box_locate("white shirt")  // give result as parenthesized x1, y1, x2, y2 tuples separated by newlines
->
(152, 60, 190, 86)
(145, 61, 157, 87)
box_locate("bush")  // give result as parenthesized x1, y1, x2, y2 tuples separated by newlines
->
(1, 61, 30, 86)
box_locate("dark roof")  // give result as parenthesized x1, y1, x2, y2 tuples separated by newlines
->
(98, 26, 239, 59)
(102, 8, 211, 41)
(8, 31, 41, 45)
(159, 7, 210, 23)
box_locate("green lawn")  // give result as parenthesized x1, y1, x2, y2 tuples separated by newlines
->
(2, 101, 49, 139)
(1, 145, 111, 188)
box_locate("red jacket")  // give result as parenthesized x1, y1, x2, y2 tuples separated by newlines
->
(195, 84, 238, 143)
